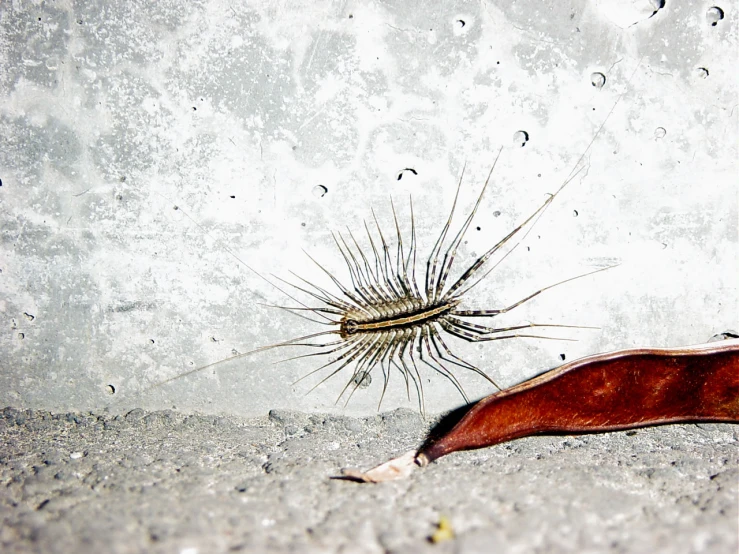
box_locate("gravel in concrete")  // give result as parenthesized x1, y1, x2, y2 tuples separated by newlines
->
(1, 407, 737, 553)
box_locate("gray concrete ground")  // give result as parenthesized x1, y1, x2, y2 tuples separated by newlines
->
(1, 407, 737, 553)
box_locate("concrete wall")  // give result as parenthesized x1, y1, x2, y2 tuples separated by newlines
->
(1, 0, 736, 416)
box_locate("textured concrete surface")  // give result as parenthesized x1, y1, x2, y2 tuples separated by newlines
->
(0, 407, 737, 553)
(1, 1, 736, 416)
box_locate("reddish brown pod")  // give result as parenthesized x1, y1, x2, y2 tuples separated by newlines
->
(417, 340, 739, 465)
(340, 340, 739, 482)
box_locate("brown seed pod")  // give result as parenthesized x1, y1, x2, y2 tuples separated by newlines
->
(339, 340, 739, 482)
(417, 340, 739, 465)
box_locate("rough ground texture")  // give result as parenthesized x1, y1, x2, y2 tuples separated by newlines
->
(1, 407, 736, 553)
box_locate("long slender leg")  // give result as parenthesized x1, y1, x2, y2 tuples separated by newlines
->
(256, 303, 340, 326)
(281, 271, 360, 315)
(362, 220, 399, 302)
(335, 231, 384, 308)
(440, 318, 576, 343)
(394, 338, 424, 416)
(405, 329, 426, 415)
(429, 324, 501, 390)
(418, 324, 470, 403)
(339, 331, 391, 405)
(446, 316, 589, 335)
(404, 196, 423, 300)
(425, 164, 466, 301)
(371, 209, 407, 300)
(431, 148, 504, 302)
(295, 335, 374, 387)
(271, 272, 351, 319)
(344, 228, 395, 305)
(303, 249, 373, 312)
(370, 209, 404, 299)
(273, 336, 359, 365)
(389, 198, 417, 310)
(303, 335, 379, 392)
(442, 164, 591, 302)
(453, 266, 616, 311)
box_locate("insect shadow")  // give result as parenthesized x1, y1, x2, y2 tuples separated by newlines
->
(151, 147, 614, 416)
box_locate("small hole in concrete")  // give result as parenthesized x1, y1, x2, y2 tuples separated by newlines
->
(150, 339, 155, 344)
(573, 210, 579, 217)
(17, 333, 25, 340)
(512, 130, 529, 147)
(654, 127, 667, 139)
(397, 168, 418, 181)
(706, 6, 724, 26)
(493, 210, 501, 217)
(24, 312, 35, 321)
(353, 371, 372, 389)
(476, 226, 481, 231)
(696, 67, 709, 79)
(312, 185, 328, 198)
(230, 195, 235, 199)
(107, 384, 116, 395)
(590, 72, 606, 88)
(559, 353, 566, 361)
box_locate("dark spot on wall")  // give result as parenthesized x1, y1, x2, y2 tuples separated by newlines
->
(397, 168, 418, 180)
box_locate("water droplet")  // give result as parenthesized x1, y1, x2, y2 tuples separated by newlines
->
(312, 185, 328, 198)
(696, 67, 709, 79)
(512, 130, 529, 147)
(353, 371, 372, 389)
(706, 6, 724, 26)
(654, 127, 666, 139)
(590, 72, 606, 88)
